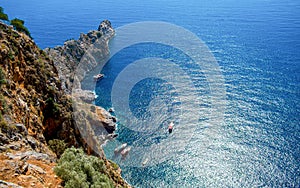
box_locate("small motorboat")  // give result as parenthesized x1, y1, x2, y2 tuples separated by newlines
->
(114, 143, 127, 154)
(121, 146, 131, 156)
(93, 74, 104, 81)
(142, 158, 149, 166)
(168, 122, 174, 133)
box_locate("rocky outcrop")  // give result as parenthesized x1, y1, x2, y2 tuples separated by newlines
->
(45, 20, 118, 156)
(44, 20, 114, 94)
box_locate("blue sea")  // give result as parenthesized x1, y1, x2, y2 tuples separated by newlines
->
(2, 0, 299, 187)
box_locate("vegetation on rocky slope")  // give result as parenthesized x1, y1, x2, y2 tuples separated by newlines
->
(0, 11, 129, 187)
(10, 18, 31, 38)
(0, 20, 73, 187)
(0, 21, 75, 149)
(55, 147, 114, 188)
(0, 7, 31, 38)
(0, 7, 8, 21)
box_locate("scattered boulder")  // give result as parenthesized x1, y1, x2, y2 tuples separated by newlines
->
(8, 143, 21, 150)
(28, 164, 46, 175)
(0, 133, 9, 145)
(26, 136, 38, 150)
(14, 124, 28, 136)
(0, 180, 23, 188)
(6, 151, 55, 162)
(0, 146, 7, 152)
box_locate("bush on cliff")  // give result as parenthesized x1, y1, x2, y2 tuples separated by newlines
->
(0, 7, 8, 21)
(54, 147, 114, 188)
(0, 67, 6, 87)
(48, 139, 67, 158)
(10, 18, 31, 38)
(0, 7, 31, 37)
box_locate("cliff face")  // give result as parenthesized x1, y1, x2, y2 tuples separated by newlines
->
(0, 21, 129, 187)
(0, 22, 67, 187)
(45, 20, 118, 156)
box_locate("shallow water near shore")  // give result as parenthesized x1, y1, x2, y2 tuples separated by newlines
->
(3, 0, 300, 187)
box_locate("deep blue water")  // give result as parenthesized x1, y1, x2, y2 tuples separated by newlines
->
(2, 0, 300, 187)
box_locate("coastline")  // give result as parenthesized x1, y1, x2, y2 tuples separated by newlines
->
(45, 20, 131, 187)
(0, 20, 130, 187)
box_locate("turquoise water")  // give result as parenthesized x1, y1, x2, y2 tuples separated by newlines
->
(2, 0, 300, 187)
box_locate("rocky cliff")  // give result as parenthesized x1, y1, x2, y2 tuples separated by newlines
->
(44, 20, 114, 94)
(0, 21, 129, 187)
(45, 20, 118, 157)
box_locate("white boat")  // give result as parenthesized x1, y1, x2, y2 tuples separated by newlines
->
(168, 121, 174, 133)
(114, 143, 127, 154)
(93, 74, 104, 81)
(121, 146, 131, 156)
(142, 158, 149, 166)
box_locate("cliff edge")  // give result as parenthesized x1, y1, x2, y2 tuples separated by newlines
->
(0, 21, 129, 187)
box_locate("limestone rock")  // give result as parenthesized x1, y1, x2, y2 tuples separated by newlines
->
(0, 180, 23, 188)
(72, 89, 95, 103)
(0, 133, 9, 145)
(45, 20, 115, 94)
(95, 106, 116, 134)
(28, 164, 46, 174)
(98, 20, 114, 34)
(14, 124, 28, 136)
(6, 151, 55, 162)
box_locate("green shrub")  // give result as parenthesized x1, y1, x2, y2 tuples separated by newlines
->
(0, 67, 6, 86)
(0, 119, 16, 134)
(8, 51, 14, 60)
(0, 119, 8, 130)
(0, 7, 8, 21)
(48, 139, 67, 158)
(0, 94, 7, 113)
(45, 97, 59, 116)
(10, 18, 31, 38)
(54, 147, 114, 188)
